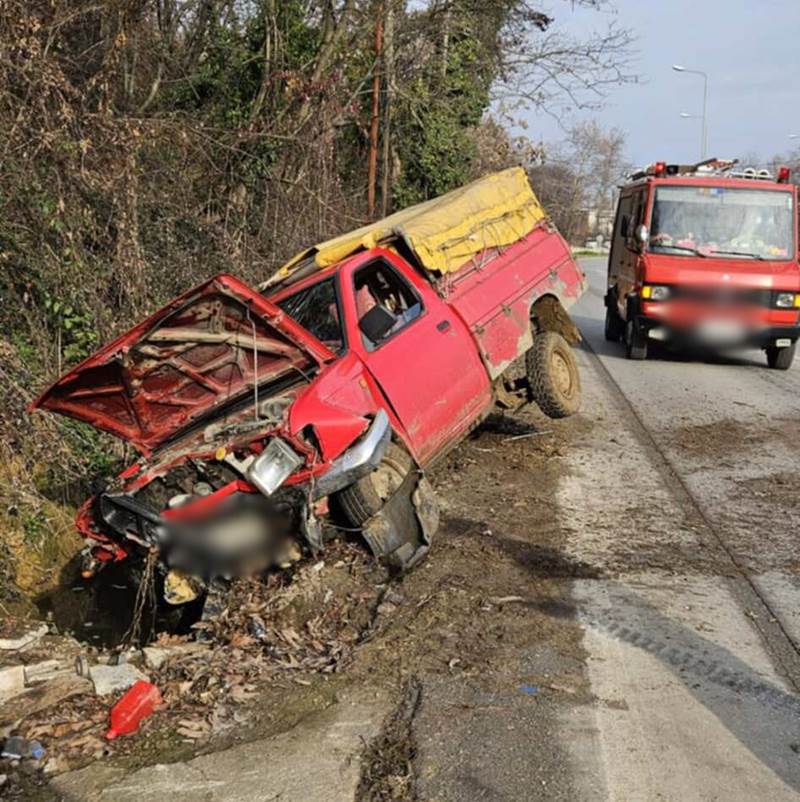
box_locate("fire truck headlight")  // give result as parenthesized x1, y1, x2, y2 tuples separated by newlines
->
(643, 285, 671, 301)
(775, 292, 798, 309)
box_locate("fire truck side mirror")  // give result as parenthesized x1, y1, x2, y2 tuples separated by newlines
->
(635, 224, 649, 246)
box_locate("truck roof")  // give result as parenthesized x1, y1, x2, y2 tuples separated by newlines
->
(622, 157, 795, 193)
(622, 174, 794, 193)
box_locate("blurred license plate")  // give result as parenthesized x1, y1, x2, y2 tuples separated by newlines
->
(696, 319, 747, 345)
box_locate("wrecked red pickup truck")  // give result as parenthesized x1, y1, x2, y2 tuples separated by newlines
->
(31, 168, 585, 611)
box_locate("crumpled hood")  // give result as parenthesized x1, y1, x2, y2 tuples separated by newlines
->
(30, 274, 333, 454)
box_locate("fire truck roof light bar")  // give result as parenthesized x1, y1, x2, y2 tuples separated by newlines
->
(627, 157, 784, 184)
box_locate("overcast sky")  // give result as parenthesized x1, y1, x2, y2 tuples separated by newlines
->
(518, 0, 800, 168)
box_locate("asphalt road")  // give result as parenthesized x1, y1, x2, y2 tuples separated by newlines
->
(557, 257, 800, 800)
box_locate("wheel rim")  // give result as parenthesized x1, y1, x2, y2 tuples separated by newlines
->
(551, 350, 574, 398)
(370, 455, 408, 501)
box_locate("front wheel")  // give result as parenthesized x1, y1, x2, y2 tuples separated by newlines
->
(766, 341, 796, 370)
(625, 318, 648, 360)
(334, 442, 414, 526)
(603, 290, 625, 343)
(525, 331, 581, 418)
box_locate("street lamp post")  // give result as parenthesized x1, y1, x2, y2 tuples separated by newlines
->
(673, 65, 708, 160)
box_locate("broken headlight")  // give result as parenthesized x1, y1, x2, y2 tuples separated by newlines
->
(246, 438, 304, 497)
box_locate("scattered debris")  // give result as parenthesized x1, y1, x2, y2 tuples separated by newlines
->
(0, 665, 26, 701)
(106, 681, 162, 740)
(0, 624, 48, 652)
(504, 430, 552, 442)
(1, 735, 45, 760)
(176, 718, 211, 741)
(0, 540, 384, 781)
(519, 684, 540, 696)
(0, 674, 93, 729)
(487, 595, 526, 606)
(90, 663, 149, 697)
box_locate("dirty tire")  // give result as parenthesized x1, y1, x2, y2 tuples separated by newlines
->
(526, 331, 581, 418)
(625, 318, 648, 360)
(766, 341, 796, 370)
(335, 442, 414, 526)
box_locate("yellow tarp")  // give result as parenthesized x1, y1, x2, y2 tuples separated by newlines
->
(270, 167, 545, 283)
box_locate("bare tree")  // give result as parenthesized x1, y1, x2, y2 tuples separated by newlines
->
(529, 120, 630, 243)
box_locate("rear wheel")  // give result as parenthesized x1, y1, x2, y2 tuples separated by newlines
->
(604, 289, 624, 342)
(335, 442, 414, 526)
(625, 318, 648, 360)
(766, 341, 796, 370)
(525, 331, 581, 418)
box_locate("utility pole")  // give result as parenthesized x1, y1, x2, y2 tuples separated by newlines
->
(380, 0, 395, 217)
(367, 4, 384, 218)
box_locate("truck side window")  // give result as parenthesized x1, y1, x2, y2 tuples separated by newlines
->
(276, 277, 344, 354)
(630, 191, 646, 248)
(613, 195, 634, 254)
(353, 261, 423, 351)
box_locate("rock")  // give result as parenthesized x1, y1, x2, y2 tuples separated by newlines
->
(0, 675, 93, 728)
(43, 756, 69, 776)
(0, 666, 26, 701)
(89, 664, 149, 697)
(142, 643, 207, 671)
(0, 624, 48, 652)
(142, 647, 168, 671)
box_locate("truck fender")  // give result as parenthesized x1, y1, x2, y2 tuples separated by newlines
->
(530, 295, 581, 344)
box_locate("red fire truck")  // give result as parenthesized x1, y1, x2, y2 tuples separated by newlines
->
(605, 158, 800, 368)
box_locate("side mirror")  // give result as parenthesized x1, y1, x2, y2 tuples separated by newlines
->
(359, 305, 397, 343)
(635, 224, 649, 246)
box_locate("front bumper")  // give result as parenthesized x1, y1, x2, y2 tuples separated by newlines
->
(638, 317, 800, 349)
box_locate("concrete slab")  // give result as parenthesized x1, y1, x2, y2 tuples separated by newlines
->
(51, 689, 391, 802)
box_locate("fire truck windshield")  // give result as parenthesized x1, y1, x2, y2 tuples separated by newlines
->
(648, 186, 794, 260)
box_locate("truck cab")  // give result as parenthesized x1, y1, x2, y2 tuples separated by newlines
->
(605, 158, 800, 368)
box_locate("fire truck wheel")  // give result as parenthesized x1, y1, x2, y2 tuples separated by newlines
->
(526, 331, 581, 418)
(335, 442, 415, 526)
(625, 318, 648, 360)
(766, 341, 796, 370)
(604, 305, 625, 341)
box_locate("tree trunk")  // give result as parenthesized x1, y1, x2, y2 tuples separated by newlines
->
(367, 3, 384, 218)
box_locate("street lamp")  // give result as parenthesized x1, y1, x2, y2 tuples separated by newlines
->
(673, 64, 708, 159)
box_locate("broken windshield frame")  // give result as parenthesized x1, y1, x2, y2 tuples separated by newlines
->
(648, 185, 795, 261)
(274, 275, 347, 356)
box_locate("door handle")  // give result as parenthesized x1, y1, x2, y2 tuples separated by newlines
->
(437, 320, 451, 333)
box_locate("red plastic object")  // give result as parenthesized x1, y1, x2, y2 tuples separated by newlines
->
(105, 680, 162, 740)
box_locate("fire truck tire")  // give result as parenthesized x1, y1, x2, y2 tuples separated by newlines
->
(625, 318, 648, 360)
(526, 331, 581, 418)
(604, 304, 624, 341)
(766, 341, 796, 370)
(335, 442, 415, 526)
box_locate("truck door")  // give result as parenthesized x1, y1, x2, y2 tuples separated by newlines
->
(345, 256, 491, 464)
(609, 192, 633, 313)
(609, 189, 647, 319)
